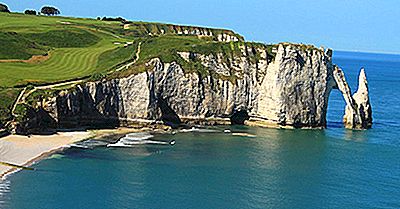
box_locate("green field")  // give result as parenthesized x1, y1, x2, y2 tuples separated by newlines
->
(0, 13, 136, 87)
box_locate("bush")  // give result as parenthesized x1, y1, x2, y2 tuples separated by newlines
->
(101, 16, 128, 23)
(0, 3, 10, 13)
(90, 72, 106, 81)
(24, 10, 37, 15)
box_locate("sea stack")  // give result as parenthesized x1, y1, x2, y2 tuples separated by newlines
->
(333, 66, 373, 129)
(344, 68, 373, 129)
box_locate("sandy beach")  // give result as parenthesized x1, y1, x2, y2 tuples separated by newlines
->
(0, 127, 167, 180)
(0, 131, 93, 180)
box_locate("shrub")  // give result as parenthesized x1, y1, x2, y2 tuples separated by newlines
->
(24, 10, 37, 15)
(41, 6, 60, 16)
(101, 16, 128, 23)
(0, 3, 10, 13)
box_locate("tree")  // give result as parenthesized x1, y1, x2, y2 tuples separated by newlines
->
(24, 9, 37, 15)
(101, 16, 128, 23)
(0, 3, 10, 13)
(40, 6, 60, 16)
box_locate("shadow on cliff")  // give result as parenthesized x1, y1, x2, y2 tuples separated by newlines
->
(16, 106, 58, 135)
(157, 96, 181, 128)
(56, 87, 120, 130)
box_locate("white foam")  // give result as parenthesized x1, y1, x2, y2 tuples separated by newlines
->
(179, 127, 219, 133)
(71, 140, 109, 149)
(125, 132, 154, 141)
(70, 144, 90, 149)
(107, 132, 155, 147)
(106, 141, 134, 148)
(107, 132, 175, 147)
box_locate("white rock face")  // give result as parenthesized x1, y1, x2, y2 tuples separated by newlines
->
(254, 44, 335, 127)
(217, 33, 239, 42)
(333, 66, 372, 129)
(20, 44, 372, 131)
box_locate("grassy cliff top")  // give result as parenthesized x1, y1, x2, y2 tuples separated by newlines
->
(0, 12, 246, 88)
(0, 12, 321, 127)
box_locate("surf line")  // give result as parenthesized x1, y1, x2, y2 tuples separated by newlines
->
(0, 161, 35, 171)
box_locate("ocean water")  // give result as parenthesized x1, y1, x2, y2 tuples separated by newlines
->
(1, 51, 400, 209)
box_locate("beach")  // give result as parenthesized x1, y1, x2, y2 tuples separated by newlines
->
(0, 131, 93, 179)
(0, 127, 168, 180)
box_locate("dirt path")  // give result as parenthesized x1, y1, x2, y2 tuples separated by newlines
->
(10, 79, 84, 118)
(11, 88, 26, 117)
(115, 42, 142, 72)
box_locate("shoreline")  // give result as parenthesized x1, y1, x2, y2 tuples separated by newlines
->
(0, 131, 94, 180)
(0, 127, 170, 180)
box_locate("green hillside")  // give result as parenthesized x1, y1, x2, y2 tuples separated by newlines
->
(0, 12, 265, 128)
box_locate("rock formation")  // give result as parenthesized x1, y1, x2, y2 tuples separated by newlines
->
(333, 66, 372, 129)
(251, 44, 335, 128)
(15, 44, 373, 133)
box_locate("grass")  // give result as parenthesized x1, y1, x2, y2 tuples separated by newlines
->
(0, 88, 20, 127)
(0, 13, 135, 87)
(110, 35, 269, 79)
(0, 37, 121, 87)
(23, 28, 101, 48)
(96, 43, 137, 72)
(0, 32, 48, 60)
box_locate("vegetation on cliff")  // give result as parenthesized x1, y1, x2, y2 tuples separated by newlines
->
(0, 12, 321, 128)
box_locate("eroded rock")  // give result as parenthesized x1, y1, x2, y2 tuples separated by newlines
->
(333, 66, 372, 129)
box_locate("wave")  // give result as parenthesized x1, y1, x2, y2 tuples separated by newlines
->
(231, 133, 257, 138)
(106, 132, 175, 147)
(46, 154, 65, 160)
(124, 132, 154, 141)
(179, 127, 220, 133)
(70, 139, 109, 149)
(107, 140, 175, 147)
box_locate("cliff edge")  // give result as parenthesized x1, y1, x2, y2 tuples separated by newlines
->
(13, 43, 373, 133)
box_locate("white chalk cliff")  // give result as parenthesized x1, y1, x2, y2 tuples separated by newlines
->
(17, 44, 373, 133)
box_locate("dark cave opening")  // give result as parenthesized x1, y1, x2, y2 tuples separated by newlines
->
(230, 110, 250, 125)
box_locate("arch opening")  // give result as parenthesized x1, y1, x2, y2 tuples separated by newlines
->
(230, 110, 249, 125)
(326, 89, 346, 128)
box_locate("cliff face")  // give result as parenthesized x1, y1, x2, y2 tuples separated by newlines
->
(253, 45, 335, 128)
(16, 43, 372, 133)
(125, 22, 244, 42)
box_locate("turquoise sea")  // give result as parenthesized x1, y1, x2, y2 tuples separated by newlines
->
(1, 51, 400, 209)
